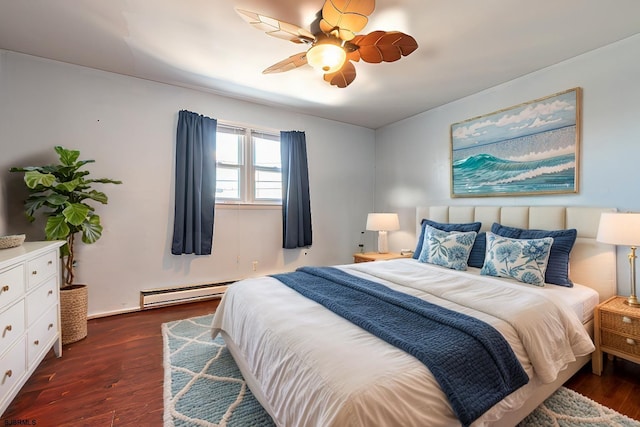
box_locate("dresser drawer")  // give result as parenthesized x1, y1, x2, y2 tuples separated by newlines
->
(26, 250, 57, 289)
(27, 304, 59, 365)
(0, 265, 25, 311)
(601, 310, 640, 337)
(26, 277, 58, 326)
(0, 336, 27, 402)
(0, 300, 26, 352)
(601, 330, 640, 357)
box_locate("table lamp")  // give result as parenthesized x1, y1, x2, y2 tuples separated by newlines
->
(597, 212, 640, 307)
(366, 213, 400, 254)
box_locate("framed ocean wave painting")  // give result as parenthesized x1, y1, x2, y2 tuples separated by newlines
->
(450, 87, 581, 197)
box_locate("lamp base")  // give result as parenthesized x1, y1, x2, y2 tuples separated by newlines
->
(625, 295, 640, 308)
(377, 231, 389, 253)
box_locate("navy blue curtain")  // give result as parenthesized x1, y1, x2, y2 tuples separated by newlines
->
(280, 130, 312, 249)
(171, 110, 217, 255)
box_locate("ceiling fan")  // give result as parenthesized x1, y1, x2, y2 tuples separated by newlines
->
(236, 0, 418, 88)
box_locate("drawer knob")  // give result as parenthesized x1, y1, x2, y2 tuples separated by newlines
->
(622, 316, 633, 324)
(48, 260, 53, 265)
(1, 285, 8, 293)
(627, 338, 637, 346)
(32, 270, 37, 275)
(3, 324, 12, 333)
(34, 339, 40, 346)
(4, 369, 12, 379)
(48, 290, 53, 296)
(48, 323, 54, 330)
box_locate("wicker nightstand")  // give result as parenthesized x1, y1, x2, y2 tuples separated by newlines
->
(353, 252, 412, 263)
(592, 296, 640, 375)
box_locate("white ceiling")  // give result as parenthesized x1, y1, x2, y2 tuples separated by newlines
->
(1, 0, 639, 129)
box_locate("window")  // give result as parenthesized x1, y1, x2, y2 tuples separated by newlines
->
(216, 124, 282, 204)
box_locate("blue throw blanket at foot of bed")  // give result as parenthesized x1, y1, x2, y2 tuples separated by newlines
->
(272, 266, 529, 427)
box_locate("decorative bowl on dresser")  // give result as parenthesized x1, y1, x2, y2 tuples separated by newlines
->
(0, 234, 26, 250)
(592, 295, 640, 375)
(0, 241, 65, 415)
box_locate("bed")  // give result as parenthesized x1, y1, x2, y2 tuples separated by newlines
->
(212, 205, 617, 426)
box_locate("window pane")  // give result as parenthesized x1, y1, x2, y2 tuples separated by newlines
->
(217, 132, 241, 165)
(216, 167, 240, 199)
(254, 136, 280, 168)
(255, 170, 282, 200)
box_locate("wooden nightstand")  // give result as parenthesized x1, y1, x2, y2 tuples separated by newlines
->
(353, 252, 412, 263)
(592, 296, 640, 375)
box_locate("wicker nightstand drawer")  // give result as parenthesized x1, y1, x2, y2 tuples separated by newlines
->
(600, 307, 640, 336)
(601, 331, 640, 357)
(593, 296, 640, 375)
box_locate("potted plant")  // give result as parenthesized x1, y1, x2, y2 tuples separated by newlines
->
(10, 146, 121, 344)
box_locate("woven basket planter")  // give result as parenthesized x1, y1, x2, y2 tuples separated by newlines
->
(60, 284, 88, 345)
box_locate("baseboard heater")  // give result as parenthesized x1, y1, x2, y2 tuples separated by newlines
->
(140, 282, 233, 309)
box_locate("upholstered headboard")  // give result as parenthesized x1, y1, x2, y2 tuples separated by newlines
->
(416, 206, 617, 302)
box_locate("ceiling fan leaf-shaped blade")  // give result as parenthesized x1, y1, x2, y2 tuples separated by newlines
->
(354, 31, 418, 63)
(323, 61, 357, 88)
(346, 49, 361, 63)
(320, 0, 375, 40)
(263, 52, 308, 74)
(236, 9, 315, 44)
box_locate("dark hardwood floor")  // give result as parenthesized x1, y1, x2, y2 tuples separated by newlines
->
(1, 300, 218, 427)
(2, 299, 639, 426)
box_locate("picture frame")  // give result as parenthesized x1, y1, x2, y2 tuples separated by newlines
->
(450, 87, 581, 197)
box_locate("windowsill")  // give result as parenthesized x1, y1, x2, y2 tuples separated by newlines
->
(216, 202, 282, 210)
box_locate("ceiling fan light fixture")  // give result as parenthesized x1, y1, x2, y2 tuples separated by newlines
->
(306, 40, 346, 74)
(240, 1, 418, 87)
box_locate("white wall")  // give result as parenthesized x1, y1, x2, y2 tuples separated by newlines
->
(0, 51, 375, 317)
(375, 34, 640, 295)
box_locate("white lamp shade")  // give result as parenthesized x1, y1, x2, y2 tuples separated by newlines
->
(366, 213, 400, 231)
(306, 43, 346, 74)
(597, 212, 640, 246)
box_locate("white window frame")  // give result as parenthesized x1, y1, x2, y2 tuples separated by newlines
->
(215, 123, 282, 206)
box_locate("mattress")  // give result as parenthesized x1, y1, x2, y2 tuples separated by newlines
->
(539, 280, 599, 324)
(212, 258, 595, 427)
(446, 267, 600, 324)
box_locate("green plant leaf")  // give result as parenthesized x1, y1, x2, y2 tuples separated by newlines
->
(24, 170, 56, 189)
(84, 190, 108, 204)
(90, 178, 123, 185)
(10, 166, 43, 173)
(55, 178, 81, 193)
(63, 203, 91, 226)
(46, 193, 68, 206)
(75, 160, 95, 169)
(55, 146, 80, 166)
(81, 215, 103, 244)
(24, 196, 49, 219)
(45, 215, 71, 240)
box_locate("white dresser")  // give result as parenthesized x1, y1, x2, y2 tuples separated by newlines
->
(0, 241, 64, 415)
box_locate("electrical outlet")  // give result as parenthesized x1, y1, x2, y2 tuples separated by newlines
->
(252, 260, 258, 271)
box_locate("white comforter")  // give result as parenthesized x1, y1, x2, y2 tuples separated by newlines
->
(211, 259, 595, 427)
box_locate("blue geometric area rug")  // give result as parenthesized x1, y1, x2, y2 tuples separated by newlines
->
(162, 314, 275, 427)
(519, 387, 640, 426)
(163, 314, 640, 427)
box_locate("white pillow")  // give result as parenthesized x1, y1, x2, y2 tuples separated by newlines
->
(480, 232, 553, 286)
(418, 224, 477, 271)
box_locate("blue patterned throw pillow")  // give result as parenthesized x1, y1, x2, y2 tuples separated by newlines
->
(490, 223, 577, 287)
(481, 232, 553, 286)
(418, 224, 477, 271)
(413, 219, 481, 260)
